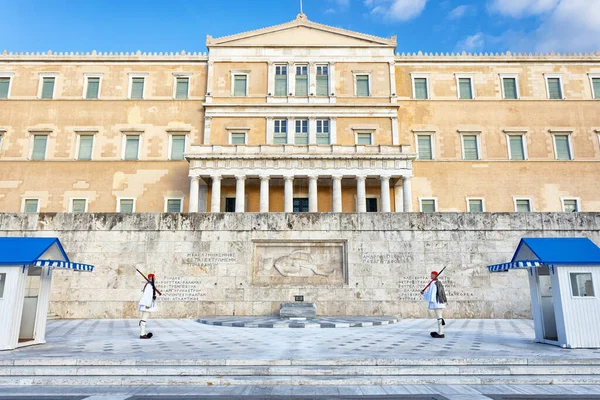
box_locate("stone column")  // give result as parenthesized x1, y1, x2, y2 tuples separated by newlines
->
(210, 175, 222, 213)
(188, 176, 200, 212)
(284, 175, 294, 212)
(380, 175, 391, 213)
(198, 180, 208, 212)
(356, 175, 367, 213)
(259, 175, 270, 213)
(235, 175, 246, 213)
(332, 175, 343, 213)
(403, 176, 413, 213)
(391, 117, 399, 145)
(394, 181, 403, 212)
(308, 175, 318, 212)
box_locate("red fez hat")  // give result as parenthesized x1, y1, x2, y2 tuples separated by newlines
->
(148, 273, 155, 279)
(431, 271, 439, 276)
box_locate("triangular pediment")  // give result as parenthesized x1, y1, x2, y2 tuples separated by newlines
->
(207, 14, 396, 48)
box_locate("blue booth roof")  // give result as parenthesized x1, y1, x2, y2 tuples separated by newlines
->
(488, 237, 600, 273)
(0, 237, 94, 272)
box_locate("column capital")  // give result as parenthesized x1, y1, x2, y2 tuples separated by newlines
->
(356, 175, 367, 181)
(211, 174, 222, 181)
(235, 175, 247, 181)
(380, 174, 392, 180)
(332, 175, 343, 181)
(284, 175, 295, 181)
(189, 175, 200, 182)
(403, 175, 414, 181)
(388, 61, 396, 67)
(308, 174, 319, 180)
(259, 174, 271, 181)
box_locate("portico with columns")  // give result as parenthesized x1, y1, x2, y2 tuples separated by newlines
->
(187, 145, 415, 213)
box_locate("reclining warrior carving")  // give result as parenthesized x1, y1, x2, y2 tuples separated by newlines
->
(273, 250, 334, 277)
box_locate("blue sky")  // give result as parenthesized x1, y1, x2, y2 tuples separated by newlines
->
(1, 0, 598, 54)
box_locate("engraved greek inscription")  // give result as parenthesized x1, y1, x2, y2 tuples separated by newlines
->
(160, 276, 206, 302)
(184, 252, 236, 265)
(362, 253, 414, 264)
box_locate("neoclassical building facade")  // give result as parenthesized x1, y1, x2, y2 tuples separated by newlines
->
(1, 14, 600, 214)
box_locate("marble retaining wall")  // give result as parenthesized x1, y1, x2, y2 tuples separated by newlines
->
(1, 213, 598, 319)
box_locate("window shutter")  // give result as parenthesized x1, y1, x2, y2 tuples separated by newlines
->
(547, 78, 562, 99)
(175, 77, 189, 99)
(170, 135, 185, 160)
(459, 78, 473, 99)
(414, 78, 428, 99)
(356, 75, 369, 96)
(421, 200, 436, 213)
(231, 133, 246, 145)
(417, 135, 432, 160)
(32, 135, 48, 160)
(41, 77, 55, 99)
(124, 135, 140, 160)
(78, 135, 94, 160)
(72, 199, 86, 213)
(357, 133, 372, 145)
(167, 199, 182, 212)
(463, 135, 479, 160)
(503, 78, 518, 99)
(120, 199, 134, 213)
(592, 78, 600, 99)
(131, 78, 144, 99)
(24, 199, 39, 213)
(516, 200, 531, 212)
(295, 73, 308, 96)
(234, 75, 247, 96)
(0, 78, 9, 98)
(86, 78, 100, 99)
(316, 67, 328, 97)
(468, 200, 483, 213)
(563, 200, 578, 212)
(555, 135, 571, 160)
(509, 136, 525, 160)
(275, 76, 287, 96)
(273, 120, 287, 144)
(316, 119, 330, 144)
(295, 120, 308, 144)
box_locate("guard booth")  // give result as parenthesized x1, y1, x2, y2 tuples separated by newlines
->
(0, 237, 94, 350)
(488, 237, 600, 349)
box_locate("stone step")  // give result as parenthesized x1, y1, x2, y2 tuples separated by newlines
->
(2, 374, 600, 386)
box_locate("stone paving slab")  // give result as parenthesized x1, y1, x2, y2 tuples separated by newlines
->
(198, 316, 399, 328)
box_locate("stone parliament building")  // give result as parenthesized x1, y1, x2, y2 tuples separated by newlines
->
(0, 15, 599, 318)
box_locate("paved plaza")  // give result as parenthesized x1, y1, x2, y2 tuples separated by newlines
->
(1, 318, 600, 399)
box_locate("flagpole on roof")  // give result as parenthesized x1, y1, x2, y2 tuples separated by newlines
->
(300, 0, 303, 14)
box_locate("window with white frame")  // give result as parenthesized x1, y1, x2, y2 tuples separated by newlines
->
(356, 132, 372, 145)
(123, 134, 141, 160)
(230, 132, 246, 145)
(39, 74, 57, 99)
(31, 134, 48, 160)
(275, 65, 287, 97)
(295, 119, 308, 144)
(233, 74, 247, 97)
(467, 198, 484, 212)
(508, 135, 526, 160)
(23, 199, 39, 213)
(462, 134, 480, 160)
(0, 73, 13, 99)
(416, 134, 433, 160)
(71, 198, 87, 213)
(420, 198, 437, 213)
(84, 74, 102, 99)
(553, 134, 573, 160)
(174, 76, 190, 99)
(316, 119, 330, 144)
(129, 75, 146, 99)
(165, 198, 183, 212)
(546, 75, 564, 100)
(295, 65, 308, 97)
(273, 119, 287, 144)
(118, 198, 135, 213)
(316, 65, 329, 97)
(501, 75, 519, 100)
(355, 74, 370, 97)
(77, 134, 94, 160)
(591, 75, 600, 99)
(562, 198, 580, 212)
(412, 75, 429, 100)
(170, 134, 186, 160)
(570, 273, 595, 297)
(514, 198, 532, 212)
(457, 75, 474, 100)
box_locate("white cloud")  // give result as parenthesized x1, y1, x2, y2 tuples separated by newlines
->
(325, 0, 350, 14)
(365, 0, 428, 21)
(488, 0, 559, 18)
(456, 32, 485, 51)
(448, 5, 469, 19)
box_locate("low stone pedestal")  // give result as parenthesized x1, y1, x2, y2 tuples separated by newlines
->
(280, 303, 317, 319)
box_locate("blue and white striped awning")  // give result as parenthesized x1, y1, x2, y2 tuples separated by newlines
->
(34, 260, 94, 272)
(488, 260, 543, 272)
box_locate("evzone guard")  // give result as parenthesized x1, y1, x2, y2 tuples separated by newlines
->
(137, 269, 162, 339)
(421, 268, 448, 339)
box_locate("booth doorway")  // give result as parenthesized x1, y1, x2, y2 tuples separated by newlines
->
(19, 267, 42, 343)
(537, 265, 558, 342)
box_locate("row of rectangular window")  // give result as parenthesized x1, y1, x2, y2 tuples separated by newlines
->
(21, 198, 184, 213)
(420, 197, 581, 213)
(411, 74, 600, 100)
(416, 133, 576, 161)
